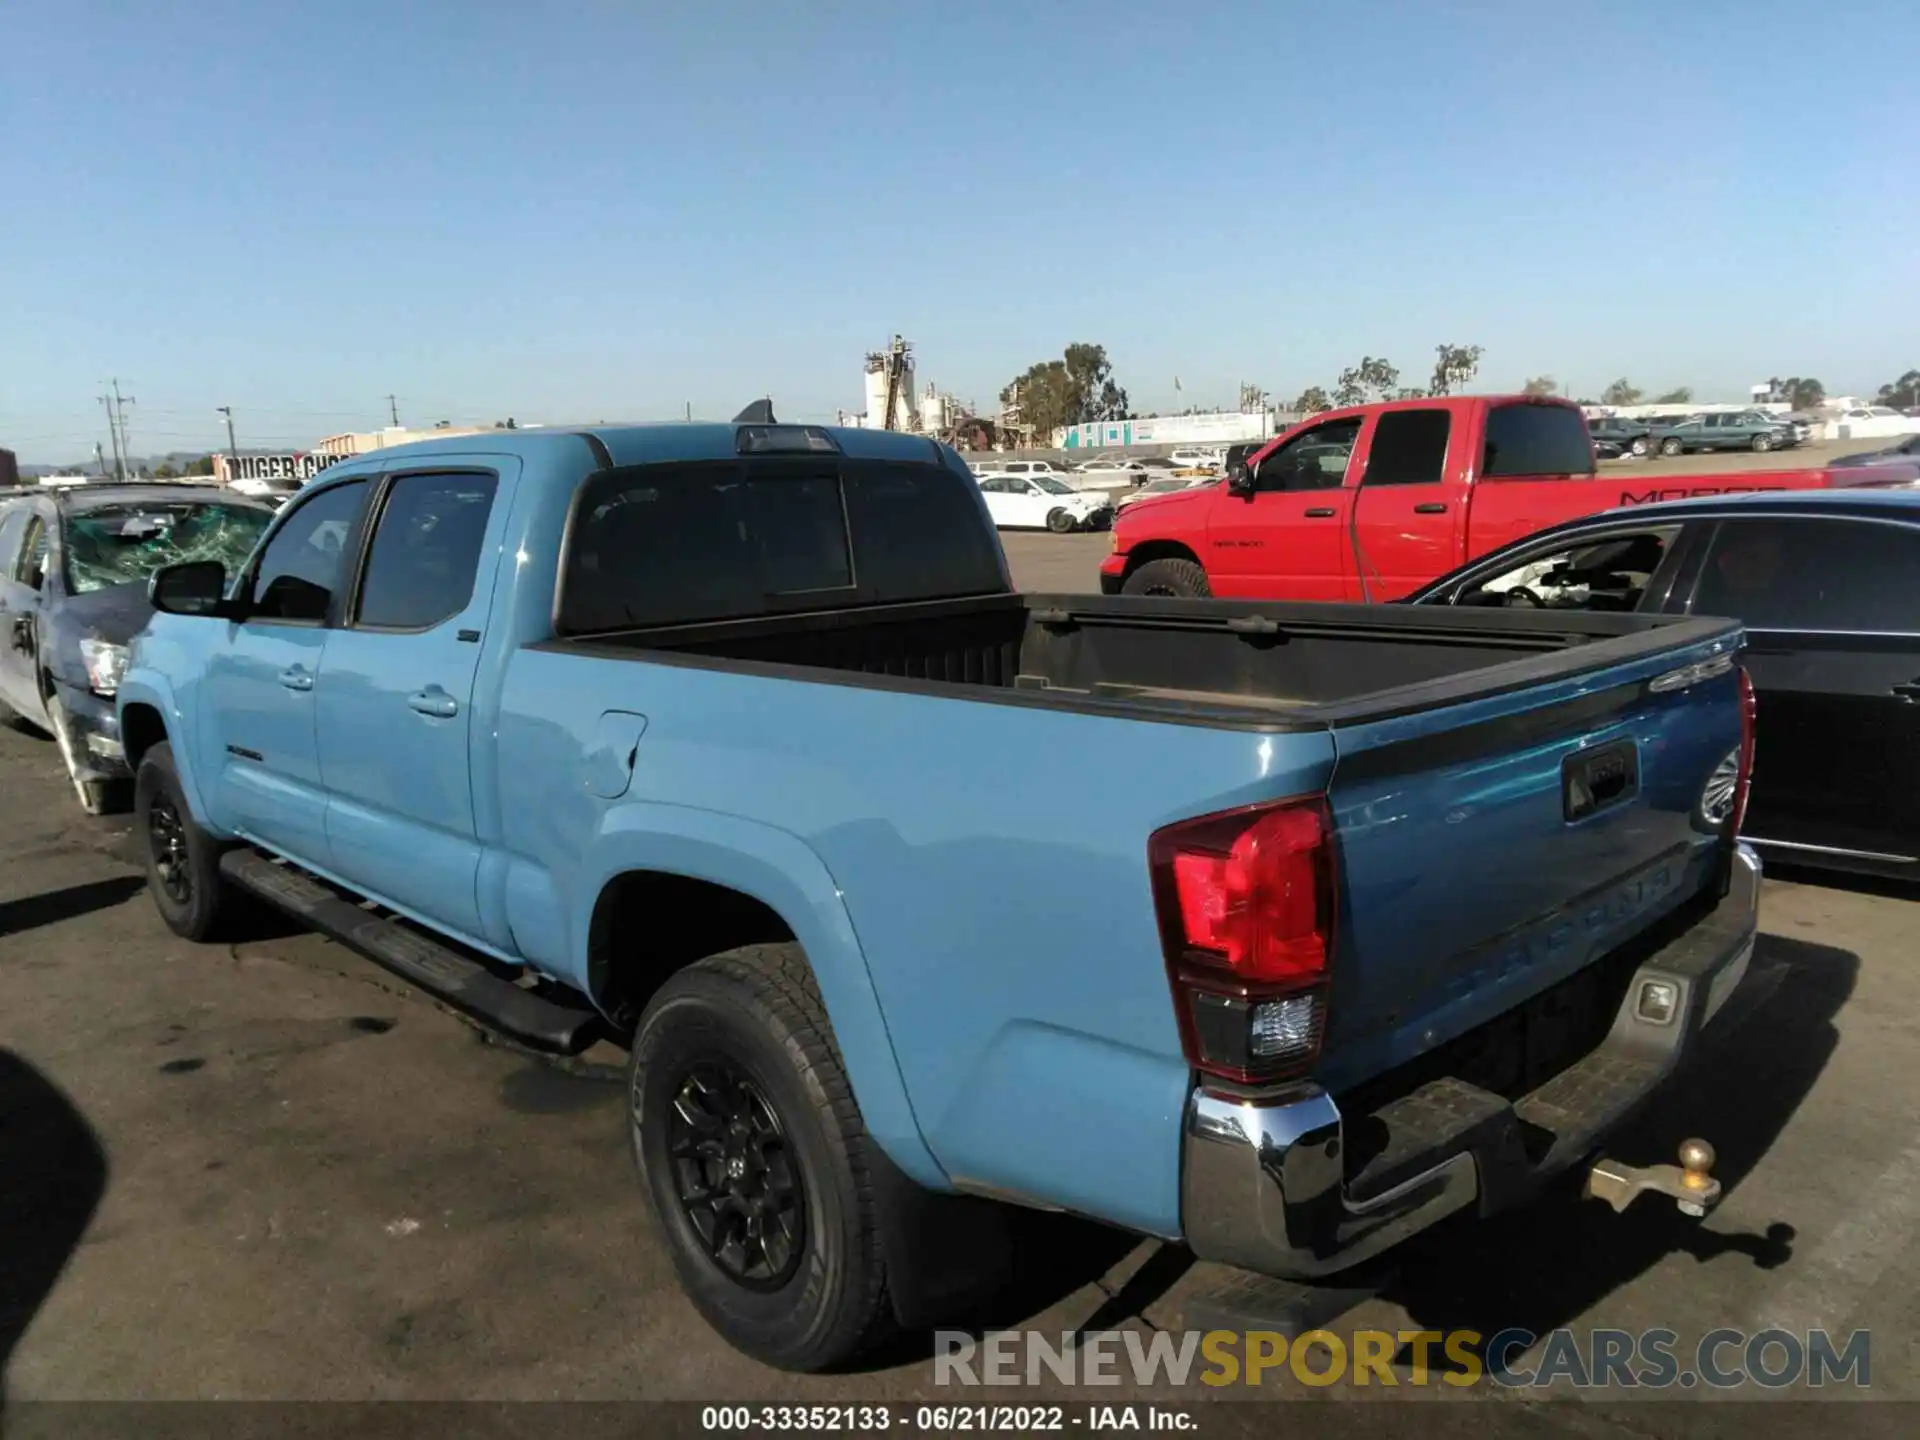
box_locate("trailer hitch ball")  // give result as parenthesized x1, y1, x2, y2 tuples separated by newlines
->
(1585, 1137, 1722, 1218)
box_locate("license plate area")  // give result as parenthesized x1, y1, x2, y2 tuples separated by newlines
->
(1564, 740, 1639, 823)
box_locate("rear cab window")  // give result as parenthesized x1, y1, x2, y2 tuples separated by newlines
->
(1482, 403, 1597, 478)
(557, 455, 1007, 634)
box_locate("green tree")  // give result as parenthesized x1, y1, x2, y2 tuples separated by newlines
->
(152, 462, 178, 479)
(1333, 356, 1400, 407)
(1292, 386, 1332, 416)
(1000, 343, 1131, 437)
(184, 455, 216, 476)
(1429, 343, 1484, 396)
(1766, 376, 1825, 410)
(1876, 370, 1920, 410)
(1652, 387, 1694, 405)
(1601, 378, 1643, 407)
(1522, 376, 1558, 396)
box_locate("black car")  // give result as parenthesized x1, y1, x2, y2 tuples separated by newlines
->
(1585, 414, 1674, 458)
(1829, 432, 1920, 469)
(1404, 489, 1920, 882)
(0, 484, 275, 813)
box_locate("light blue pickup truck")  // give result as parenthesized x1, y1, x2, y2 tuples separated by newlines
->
(120, 418, 1763, 1369)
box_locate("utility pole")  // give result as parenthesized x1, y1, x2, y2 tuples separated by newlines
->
(386, 394, 400, 426)
(99, 389, 126, 480)
(110, 379, 135, 476)
(216, 406, 239, 471)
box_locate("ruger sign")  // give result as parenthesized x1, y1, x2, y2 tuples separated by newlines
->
(216, 452, 345, 484)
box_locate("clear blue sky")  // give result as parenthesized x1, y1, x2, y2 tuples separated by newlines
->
(5, 0, 1916, 461)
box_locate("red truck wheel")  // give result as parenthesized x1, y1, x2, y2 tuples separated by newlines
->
(1121, 557, 1211, 597)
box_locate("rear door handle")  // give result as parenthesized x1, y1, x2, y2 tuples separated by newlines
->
(407, 687, 459, 718)
(1413, 502, 1449, 514)
(1303, 507, 1337, 518)
(278, 666, 313, 692)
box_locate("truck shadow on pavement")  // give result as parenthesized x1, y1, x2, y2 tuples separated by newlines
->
(0, 876, 146, 940)
(872, 931, 1853, 1370)
(0, 1049, 109, 1405)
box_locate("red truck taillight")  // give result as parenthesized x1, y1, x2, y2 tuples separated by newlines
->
(1148, 796, 1338, 1085)
(1730, 667, 1757, 836)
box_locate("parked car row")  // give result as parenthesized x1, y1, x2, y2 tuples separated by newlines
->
(1587, 410, 1807, 458)
(0, 415, 1771, 1376)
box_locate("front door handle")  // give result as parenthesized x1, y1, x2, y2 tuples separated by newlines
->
(1413, 502, 1449, 514)
(407, 687, 459, 719)
(1894, 683, 1920, 703)
(278, 666, 313, 692)
(1303, 507, 1337, 518)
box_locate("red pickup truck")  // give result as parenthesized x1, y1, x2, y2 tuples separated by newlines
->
(1100, 395, 1916, 601)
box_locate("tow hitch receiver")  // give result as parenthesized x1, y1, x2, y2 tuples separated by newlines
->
(1586, 1138, 1722, 1218)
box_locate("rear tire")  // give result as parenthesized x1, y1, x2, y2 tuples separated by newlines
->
(1045, 508, 1076, 534)
(1121, 557, 1211, 597)
(1660, 437, 1684, 457)
(629, 943, 895, 1372)
(135, 741, 233, 941)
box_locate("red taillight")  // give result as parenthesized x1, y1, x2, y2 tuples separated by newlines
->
(1148, 796, 1338, 1084)
(1729, 666, 1757, 835)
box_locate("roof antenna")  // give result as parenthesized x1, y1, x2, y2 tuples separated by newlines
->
(733, 397, 777, 424)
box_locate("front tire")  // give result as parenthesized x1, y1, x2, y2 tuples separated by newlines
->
(1630, 436, 1650, 457)
(629, 944, 894, 1372)
(1046, 508, 1076, 534)
(1121, 557, 1211, 597)
(1660, 437, 1684, 457)
(1752, 433, 1773, 453)
(135, 741, 233, 941)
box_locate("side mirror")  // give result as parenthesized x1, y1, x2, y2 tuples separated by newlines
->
(1226, 459, 1255, 496)
(150, 560, 233, 618)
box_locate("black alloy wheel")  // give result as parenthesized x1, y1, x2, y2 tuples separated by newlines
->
(148, 791, 194, 907)
(666, 1056, 806, 1290)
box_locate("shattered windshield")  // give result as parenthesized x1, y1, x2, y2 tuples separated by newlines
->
(64, 501, 274, 596)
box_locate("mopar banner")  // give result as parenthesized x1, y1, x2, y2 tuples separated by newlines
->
(213, 452, 345, 485)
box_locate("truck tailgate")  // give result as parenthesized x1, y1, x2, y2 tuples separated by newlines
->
(1317, 627, 1746, 1095)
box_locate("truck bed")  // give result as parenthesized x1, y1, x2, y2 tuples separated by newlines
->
(540, 590, 1740, 730)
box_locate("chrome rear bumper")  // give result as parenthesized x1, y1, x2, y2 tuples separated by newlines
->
(1180, 843, 1763, 1279)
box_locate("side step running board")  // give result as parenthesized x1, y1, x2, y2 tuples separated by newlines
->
(219, 849, 601, 1055)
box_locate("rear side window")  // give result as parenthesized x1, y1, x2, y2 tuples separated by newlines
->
(356, 472, 499, 630)
(1691, 518, 1920, 632)
(557, 457, 1004, 634)
(0, 507, 26, 577)
(1362, 409, 1451, 486)
(14, 513, 49, 587)
(249, 479, 369, 621)
(1482, 404, 1596, 478)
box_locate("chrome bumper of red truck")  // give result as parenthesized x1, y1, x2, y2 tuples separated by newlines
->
(1180, 843, 1763, 1280)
